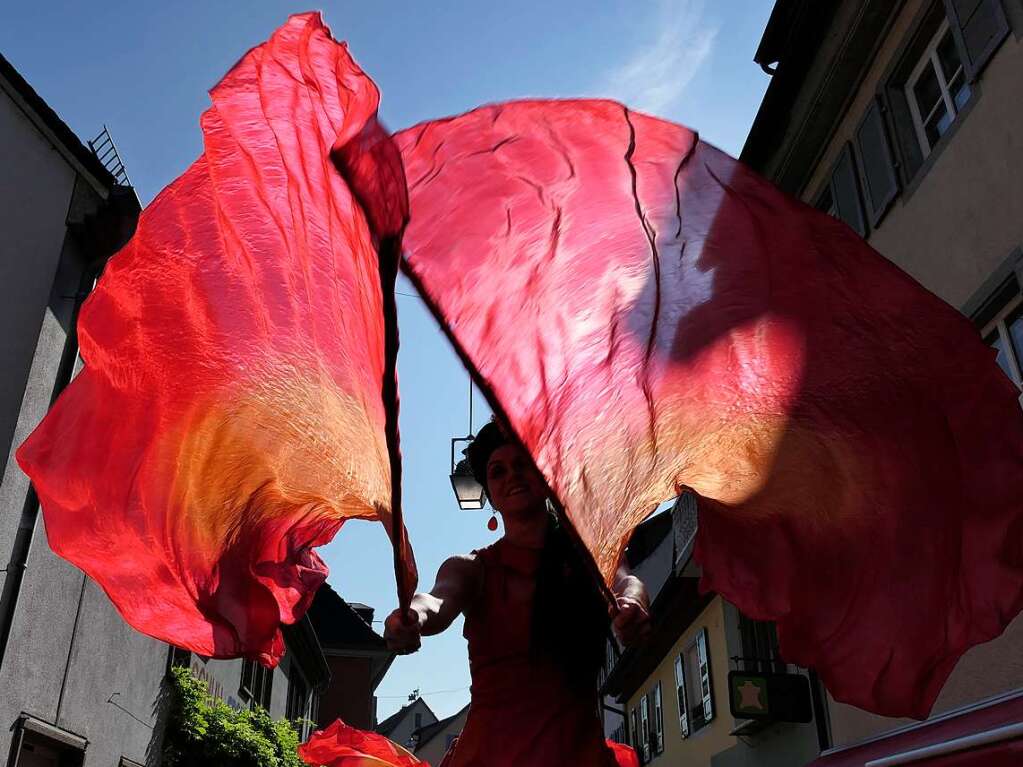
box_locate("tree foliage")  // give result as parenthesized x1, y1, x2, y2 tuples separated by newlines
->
(163, 666, 306, 767)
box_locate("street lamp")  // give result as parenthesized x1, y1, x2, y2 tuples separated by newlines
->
(449, 377, 487, 510)
(450, 442, 486, 510)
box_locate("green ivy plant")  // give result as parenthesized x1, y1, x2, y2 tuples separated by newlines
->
(163, 666, 307, 767)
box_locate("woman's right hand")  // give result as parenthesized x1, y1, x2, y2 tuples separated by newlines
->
(384, 608, 424, 655)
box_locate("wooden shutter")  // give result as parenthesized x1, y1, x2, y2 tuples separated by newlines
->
(882, 84, 925, 185)
(674, 654, 690, 738)
(640, 695, 651, 763)
(855, 100, 900, 227)
(943, 0, 1010, 80)
(630, 707, 641, 755)
(829, 145, 867, 237)
(697, 628, 714, 723)
(653, 683, 664, 754)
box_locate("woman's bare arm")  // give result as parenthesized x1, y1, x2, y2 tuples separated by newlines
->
(384, 554, 482, 652)
(612, 558, 651, 646)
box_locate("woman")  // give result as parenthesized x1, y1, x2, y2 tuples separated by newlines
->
(384, 421, 650, 767)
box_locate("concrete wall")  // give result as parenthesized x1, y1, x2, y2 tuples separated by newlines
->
(0, 533, 169, 766)
(803, 0, 1023, 310)
(625, 598, 735, 767)
(0, 86, 77, 555)
(0, 75, 172, 767)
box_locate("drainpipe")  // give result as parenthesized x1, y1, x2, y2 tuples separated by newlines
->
(0, 257, 102, 672)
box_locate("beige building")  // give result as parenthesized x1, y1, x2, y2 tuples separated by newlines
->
(603, 498, 822, 767)
(742, 0, 1023, 763)
(413, 705, 469, 765)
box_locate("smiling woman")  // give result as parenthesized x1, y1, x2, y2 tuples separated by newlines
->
(383, 421, 650, 767)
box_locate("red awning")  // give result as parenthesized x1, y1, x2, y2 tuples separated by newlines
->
(809, 691, 1023, 766)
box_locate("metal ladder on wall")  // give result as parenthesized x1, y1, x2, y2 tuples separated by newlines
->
(87, 125, 131, 187)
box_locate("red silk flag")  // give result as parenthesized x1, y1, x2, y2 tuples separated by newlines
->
(296, 720, 640, 767)
(16, 12, 416, 663)
(396, 100, 1023, 718)
(298, 721, 426, 767)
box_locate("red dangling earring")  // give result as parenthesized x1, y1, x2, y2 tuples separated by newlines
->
(487, 514, 499, 531)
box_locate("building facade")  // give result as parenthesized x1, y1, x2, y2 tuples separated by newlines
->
(170, 616, 331, 743)
(0, 50, 164, 767)
(413, 705, 469, 765)
(0, 52, 389, 765)
(604, 496, 823, 767)
(741, 0, 1023, 762)
(306, 585, 395, 731)
(376, 697, 439, 751)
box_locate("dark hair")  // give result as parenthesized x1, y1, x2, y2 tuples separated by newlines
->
(533, 516, 611, 690)
(464, 420, 509, 494)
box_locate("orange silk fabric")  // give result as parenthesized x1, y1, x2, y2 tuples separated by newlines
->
(17, 12, 416, 664)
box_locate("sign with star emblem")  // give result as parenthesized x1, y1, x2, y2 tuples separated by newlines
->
(728, 671, 813, 723)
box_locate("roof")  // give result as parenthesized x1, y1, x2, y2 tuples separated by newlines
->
(307, 583, 387, 651)
(741, 0, 900, 193)
(413, 705, 469, 751)
(0, 52, 116, 192)
(376, 698, 438, 737)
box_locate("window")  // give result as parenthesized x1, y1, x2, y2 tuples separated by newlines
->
(639, 695, 651, 763)
(673, 654, 690, 738)
(983, 294, 1023, 387)
(679, 628, 714, 734)
(651, 683, 664, 756)
(240, 659, 273, 710)
(738, 614, 787, 674)
(287, 669, 310, 738)
(610, 721, 628, 745)
(630, 706, 642, 760)
(166, 645, 191, 674)
(414, 712, 423, 729)
(822, 145, 867, 237)
(883, 1, 1009, 187)
(10, 716, 86, 767)
(906, 20, 973, 157)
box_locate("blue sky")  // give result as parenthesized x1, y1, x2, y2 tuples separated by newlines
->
(2, 0, 775, 720)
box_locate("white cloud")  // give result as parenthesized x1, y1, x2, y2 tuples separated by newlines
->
(599, 0, 718, 116)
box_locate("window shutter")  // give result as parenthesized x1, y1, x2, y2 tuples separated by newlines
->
(638, 699, 646, 764)
(854, 101, 900, 227)
(674, 655, 690, 738)
(697, 628, 714, 723)
(882, 85, 925, 185)
(943, 0, 1010, 80)
(829, 145, 867, 237)
(653, 683, 664, 754)
(630, 707, 641, 755)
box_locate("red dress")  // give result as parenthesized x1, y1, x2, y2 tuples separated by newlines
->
(441, 539, 622, 767)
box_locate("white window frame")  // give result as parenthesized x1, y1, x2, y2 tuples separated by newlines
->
(652, 683, 664, 755)
(681, 628, 714, 732)
(905, 19, 970, 157)
(640, 695, 651, 763)
(674, 654, 690, 739)
(630, 706, 642, 759)
(982, 292, 1023, 388)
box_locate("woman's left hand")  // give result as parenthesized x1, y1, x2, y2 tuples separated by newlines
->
(613, 593, 651, 646)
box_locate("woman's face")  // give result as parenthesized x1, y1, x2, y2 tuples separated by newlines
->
(485, 444, 548, 518)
